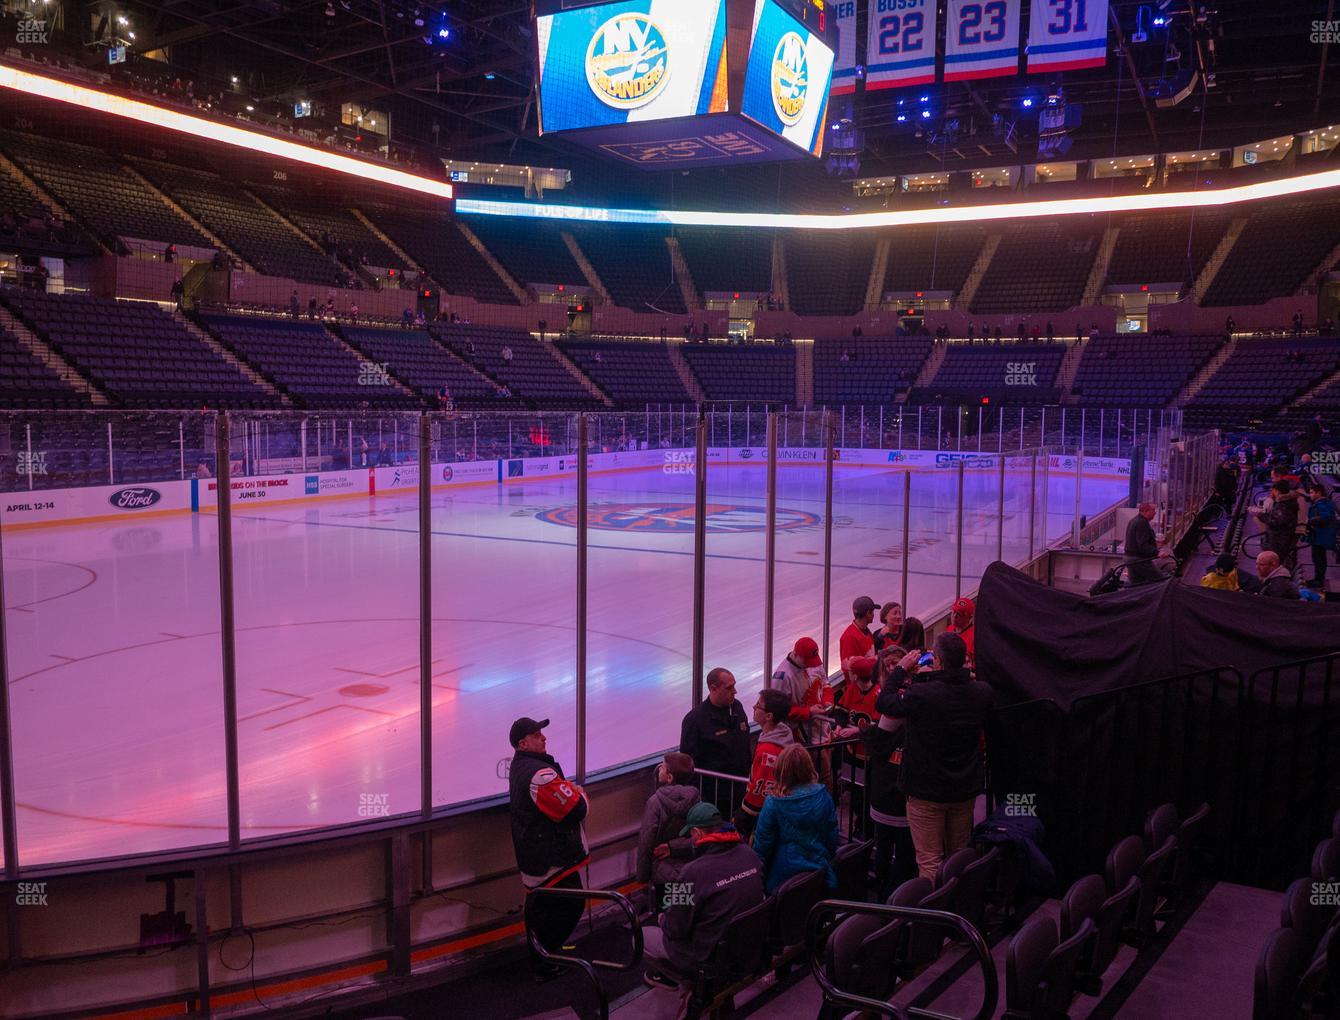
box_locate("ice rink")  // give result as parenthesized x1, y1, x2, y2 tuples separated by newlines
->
(2, 458, 1126, 864)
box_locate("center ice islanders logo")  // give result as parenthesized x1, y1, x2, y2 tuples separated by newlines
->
(771, 32, 809, 126)
(537, 502, 820, 534)
(586, 13, 670, 110)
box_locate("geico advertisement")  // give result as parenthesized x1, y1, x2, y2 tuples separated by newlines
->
(536, 0, 727, 133)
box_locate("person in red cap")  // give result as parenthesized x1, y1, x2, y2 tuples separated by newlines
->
(772, 637, 833, 738)
(840, 596, 878, 684)
(948, 597, 976, 665)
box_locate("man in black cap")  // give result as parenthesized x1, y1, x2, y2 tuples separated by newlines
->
(508, 716, 589, 975)
(679, 668, 750, 815)
(642, 801, 765, 993)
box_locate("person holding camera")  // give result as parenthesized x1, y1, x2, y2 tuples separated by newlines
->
(876, 633, 993, 881)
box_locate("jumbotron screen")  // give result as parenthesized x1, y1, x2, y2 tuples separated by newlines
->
(533, 0, 835, 167)
(535, 0, 730, 135)
(741, 0, 834, 156)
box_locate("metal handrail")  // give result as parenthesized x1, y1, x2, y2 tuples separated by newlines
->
(523, 886, 644, 1020)
(805, 900, 998, 1020)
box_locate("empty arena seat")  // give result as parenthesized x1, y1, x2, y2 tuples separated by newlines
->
(432, 323, 598, 407)
(361, 204, 520, 305)
(1105, 211, 1232, 288)
(883, 224, 987, 298)
(0, 132, 212, 250)
(675, 227, 772, 296)
(202, 312, 417, 408)
(559, 340, 691, 406)
(132, 160, 341, 285)
(465, 216, 586, 289)
(1203, 198, 1340, 306)
(1072, 334, 1224, 406)
(920, 342, 1067, 405)
(340, 326, 499, 406)
(1, 291, 275, 408)
(970, 219, 1099, 315)
(1186, 336, 1340, 429)
(680, 344, 795, 403)
(254, 187, 407, 272)
(786, 229, 876, 316)
(812, 335, 933, 404)
(567, 223, 687, 315)
(0, 321, 90, 409)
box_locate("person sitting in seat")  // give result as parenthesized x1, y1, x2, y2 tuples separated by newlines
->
(1255, 550, 1300, 600)
(751, 744, 838, 894)
(1200, 553, 1241, 592)
(642, 802, 765, 992)
(636, 752, 701, 913)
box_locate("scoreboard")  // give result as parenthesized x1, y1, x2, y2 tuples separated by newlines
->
(534, 0, 838, 169)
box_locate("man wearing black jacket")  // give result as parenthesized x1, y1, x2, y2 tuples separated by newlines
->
(876, 633, 993, 881)
(1124, 503, 1161, 586)
(679, 668, 751, 813)
(508, 717, 589, 973)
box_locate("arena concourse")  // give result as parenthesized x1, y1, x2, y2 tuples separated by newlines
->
(0, 1, 1337, 1018)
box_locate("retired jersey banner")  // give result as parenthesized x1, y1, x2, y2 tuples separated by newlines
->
(866, 0, 939, 91)
(830, 0, 859, 96)
(944, 0, 1021, 82)
(1027, 0, 1108, 73)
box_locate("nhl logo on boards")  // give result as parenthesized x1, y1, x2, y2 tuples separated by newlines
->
(586, 13, 670, 110)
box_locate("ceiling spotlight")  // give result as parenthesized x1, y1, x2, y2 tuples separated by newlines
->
(116, 15, 128, 25)
(484, 71, 496, 80)
(437, 27, 450, 39)
(921, 109, 931, 119)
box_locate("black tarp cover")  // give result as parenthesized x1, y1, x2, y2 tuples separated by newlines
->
(975, 562, 1340, 710)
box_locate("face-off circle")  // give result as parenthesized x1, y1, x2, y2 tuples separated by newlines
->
(535, 502, 820, 534)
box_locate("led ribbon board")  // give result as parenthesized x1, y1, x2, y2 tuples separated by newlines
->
(456, 168, 1340, 229)
(0, 63, 453, 199)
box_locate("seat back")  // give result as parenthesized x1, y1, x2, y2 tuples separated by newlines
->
(1005, 914, 1059, 1012)
(773, 868, 828, 952)
(938, 846, 979, 887)
(706, 895, 773, 981)
(1281, 877, 1332, 960)
(825, 911, 904, 1002)
(1144, 803, 1180, 852)
(1060, 874, 1107, 941)
(1039, 917, 1096, 1013)
(1253, 927, 1304, 1020)
(906, 877, 958, 968)
(832, 838, 875, 902)
(950, 846, 1001, 931)
(887, 876, 934, 907)
(1313, 837, 1340, 882)
(1134, 836, 1178, 938)
(1171, 802, 1212, 891)
(1106, 835, 1146, 892)
(1093, 876, 1141, 975)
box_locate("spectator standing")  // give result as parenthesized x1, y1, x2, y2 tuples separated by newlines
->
(873, 601, 904, 652)
(876, 634, 992, 880)
(947, 597, 976, 665)
(1215, 459, 1239, 507)
(1200, 553, 1241, 592)
(636, 752, 701, 911)
(1306, 414, 1325, 455)
(1254, 481, 1303, 571)
(752, 745, 839, 894)
(772, 637, 833, 737)
(376, 442, 393, 467)
(1125, 502, 1162, 586)
(679, 668, 750, 813)
(289, 290, 300, 318)
(308, 296, 318, 319)
(1305, 482, 1337, 589)
(858, 653, 914, 897)
(507, 717, 590, 972)
(1255, 551, 1300, 599)
(841, 596, 878, 683)
(735, 688, 795, 839)
(641, 803, 764, 992)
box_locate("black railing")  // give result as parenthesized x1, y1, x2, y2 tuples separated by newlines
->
(523, 886, 643, 1020)
(806, 900, 998, 1020)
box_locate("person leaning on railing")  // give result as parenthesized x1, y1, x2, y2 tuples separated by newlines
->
(679, 668, 751, 815)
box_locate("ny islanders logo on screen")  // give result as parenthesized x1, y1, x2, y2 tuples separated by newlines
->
(585, 13, 670, 110)
(771, 31, 809, 125)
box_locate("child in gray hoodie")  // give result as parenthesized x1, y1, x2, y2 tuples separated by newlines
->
(636, 752, 702, 912)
